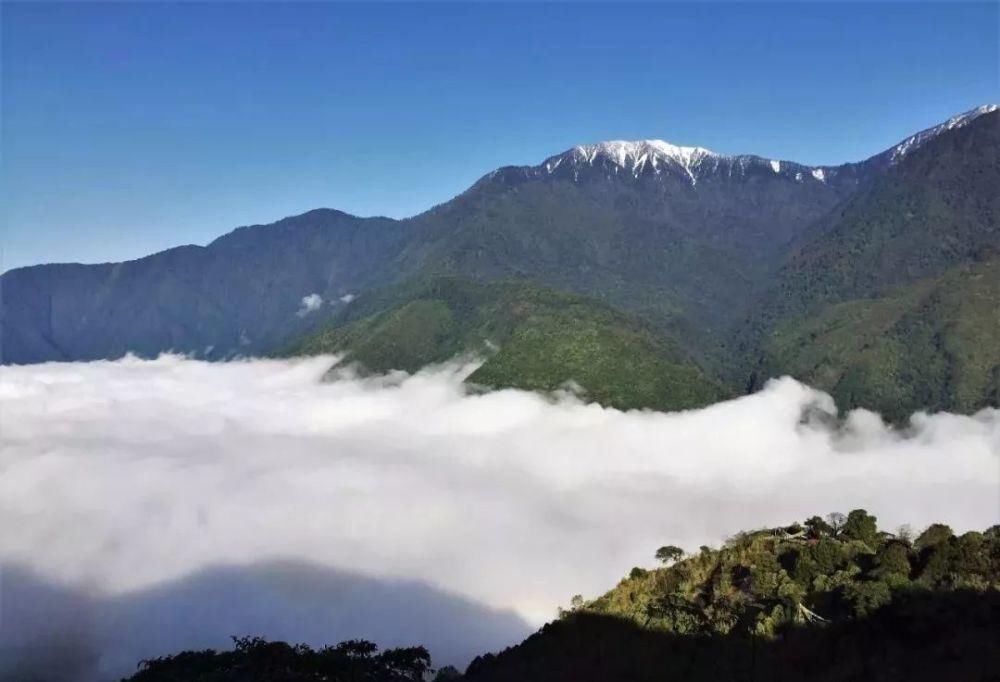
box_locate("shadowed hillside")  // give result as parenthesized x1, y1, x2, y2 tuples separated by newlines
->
(462, 592, 1000, 682)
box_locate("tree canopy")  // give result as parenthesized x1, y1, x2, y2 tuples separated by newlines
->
(123, 636, 431, 682)
(655, 545, 684, 565)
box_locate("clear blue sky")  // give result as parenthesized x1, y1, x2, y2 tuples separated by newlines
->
(2, 2, 997, 272)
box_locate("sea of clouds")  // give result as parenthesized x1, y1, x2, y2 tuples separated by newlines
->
(1, 355, 998, 680)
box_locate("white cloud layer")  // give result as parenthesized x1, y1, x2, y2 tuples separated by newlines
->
(1, 355, 998, 680)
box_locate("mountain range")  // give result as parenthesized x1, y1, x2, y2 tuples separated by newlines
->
(3, 105, 998, 417)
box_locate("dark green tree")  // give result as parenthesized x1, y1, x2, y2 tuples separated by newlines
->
(841, 509, 879, 547)
(655, 546, 684, 565)
(804, 515, 833, 539)
(123, 637, 431, 682)
(433, 665, 462, 682)
(872, 541, 912, 587)
(916, 524, 954, 551)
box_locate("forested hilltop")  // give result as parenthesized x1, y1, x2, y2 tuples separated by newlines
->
(123, 512, 1000, 682)
(280, 277, 727, 412)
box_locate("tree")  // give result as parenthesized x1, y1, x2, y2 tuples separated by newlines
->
(805, 515, 833, 539)
(841, 509, 878, 547)
(953, 532, 990, 582)
(841, 580, 891, 618)
(916, 523, 954, 551)
(826, 512, 847, 533)
(433, 665, 462, 681)
(872, 541, 912, 587)
(655, 545, 684, 565)
(810, 537, 845, 574)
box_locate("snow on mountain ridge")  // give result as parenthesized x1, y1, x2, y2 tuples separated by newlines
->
(542, 139, 806, 186)
(545, 139, 719, 185)
(572, 140, 716, 167)
(529, 104, 997, 187)
(889, 104, 998, 162)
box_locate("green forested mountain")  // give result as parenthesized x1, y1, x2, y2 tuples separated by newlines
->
(121, 513, 1000, 682)
(462, 512, 1000, 682)
(283, 277, 728, 412)
(758, 258, 1000, 421)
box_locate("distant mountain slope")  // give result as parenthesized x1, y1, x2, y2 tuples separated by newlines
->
(0, 210, 409, 363)
(758, 258, 1000, 421)
(761, 109, 999, 324)
(283, 277, 728, 412)
(463, 513, 1000, 682)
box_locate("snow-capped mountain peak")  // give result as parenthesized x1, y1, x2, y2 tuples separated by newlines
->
(571, 140, 716, 167)
(889, 104, 998, 162)
(521, 105, 996, 191)
(545, 139, 718, 185)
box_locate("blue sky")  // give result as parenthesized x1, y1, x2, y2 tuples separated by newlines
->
(2, 2, 997, 272)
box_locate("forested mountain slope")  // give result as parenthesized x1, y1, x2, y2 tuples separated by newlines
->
(757, 110, 999, 326)
(463, 512, 1000, 682)
(283, 277, 728, 412)
(758, 258, 1000, 420)
(392, 141, 865, 349)
(736, 110, 1000, 415)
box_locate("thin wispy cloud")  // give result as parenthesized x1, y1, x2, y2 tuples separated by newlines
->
(296, 293, 324, 316)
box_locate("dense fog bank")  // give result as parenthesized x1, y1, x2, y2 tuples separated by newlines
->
(1, 355, 997, 680)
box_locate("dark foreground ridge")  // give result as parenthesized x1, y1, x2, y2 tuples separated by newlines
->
(462, 592, 1000, 682)
(125, 638, 431, 682)
(120, 512, 1000, 682)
